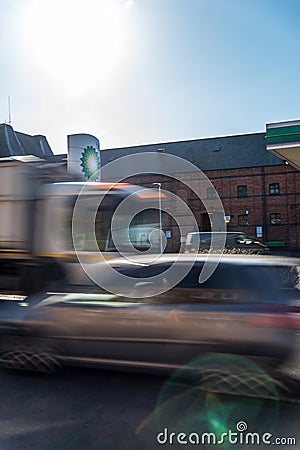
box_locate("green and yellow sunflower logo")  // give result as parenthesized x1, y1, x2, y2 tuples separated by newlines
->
(80, 146, 100, 180)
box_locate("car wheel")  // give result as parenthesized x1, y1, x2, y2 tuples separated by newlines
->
(194, 353, 286, 400)
(0, 336, 61, 374)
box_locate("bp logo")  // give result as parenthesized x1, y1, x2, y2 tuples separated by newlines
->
(80, 146, 100, 180)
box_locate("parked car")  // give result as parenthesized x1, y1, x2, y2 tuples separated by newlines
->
(184, 232, 269, 254)
(0, 255, 297, 374)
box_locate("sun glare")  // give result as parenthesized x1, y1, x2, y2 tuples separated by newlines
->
(22, 0, 128, 95)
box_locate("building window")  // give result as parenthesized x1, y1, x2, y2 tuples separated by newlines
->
(269, 183, 280, 195)
(206, 187, 217, 199)
(270, 213, 281, 225)
(237, 185, 247, 198)
(238, 214, 249, 226)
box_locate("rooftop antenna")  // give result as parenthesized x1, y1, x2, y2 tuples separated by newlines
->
(8, 96, 11, 124)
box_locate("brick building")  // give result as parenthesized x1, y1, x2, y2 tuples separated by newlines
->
(1, 123, 299, 250)
(100, 132, 300, 250)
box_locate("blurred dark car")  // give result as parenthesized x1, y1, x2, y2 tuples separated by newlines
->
(184, 232, 269, 254)
(0, 255, 298, 374)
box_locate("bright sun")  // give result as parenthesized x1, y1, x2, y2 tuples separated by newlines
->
(22, 0, 128, 95)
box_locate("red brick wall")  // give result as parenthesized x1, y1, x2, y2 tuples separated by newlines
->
(124, 165, 300, 250)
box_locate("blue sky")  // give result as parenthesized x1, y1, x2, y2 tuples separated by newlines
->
(0, 0, 299, 154)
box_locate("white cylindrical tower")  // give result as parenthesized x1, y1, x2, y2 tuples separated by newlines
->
(67, 134, 100, 180)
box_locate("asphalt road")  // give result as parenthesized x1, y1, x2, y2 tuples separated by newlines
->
(0, 362, 300, 450)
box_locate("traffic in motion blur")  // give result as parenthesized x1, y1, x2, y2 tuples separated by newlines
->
(0, 255, 298, 375)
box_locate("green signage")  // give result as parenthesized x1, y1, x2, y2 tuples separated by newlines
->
(80, 145, 100, 180)
(266, 123, 300, 145)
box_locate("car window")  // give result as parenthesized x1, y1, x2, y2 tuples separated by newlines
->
(117, 263, 171, 278)
(168, 263, 299, 304)
(269, 265, 300, 289)
(96, 261, 300, 305)
(177, 265, 248, 290)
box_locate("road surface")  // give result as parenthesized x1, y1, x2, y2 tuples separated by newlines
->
(0, 362, 299, 450)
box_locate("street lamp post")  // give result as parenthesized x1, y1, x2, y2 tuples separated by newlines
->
(152, 182, 163, 253)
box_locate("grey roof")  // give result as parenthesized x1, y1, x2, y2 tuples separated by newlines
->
(100, 132, 283, 171)
(0, 124, 53, 159)
(2, 126, 283, 172)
